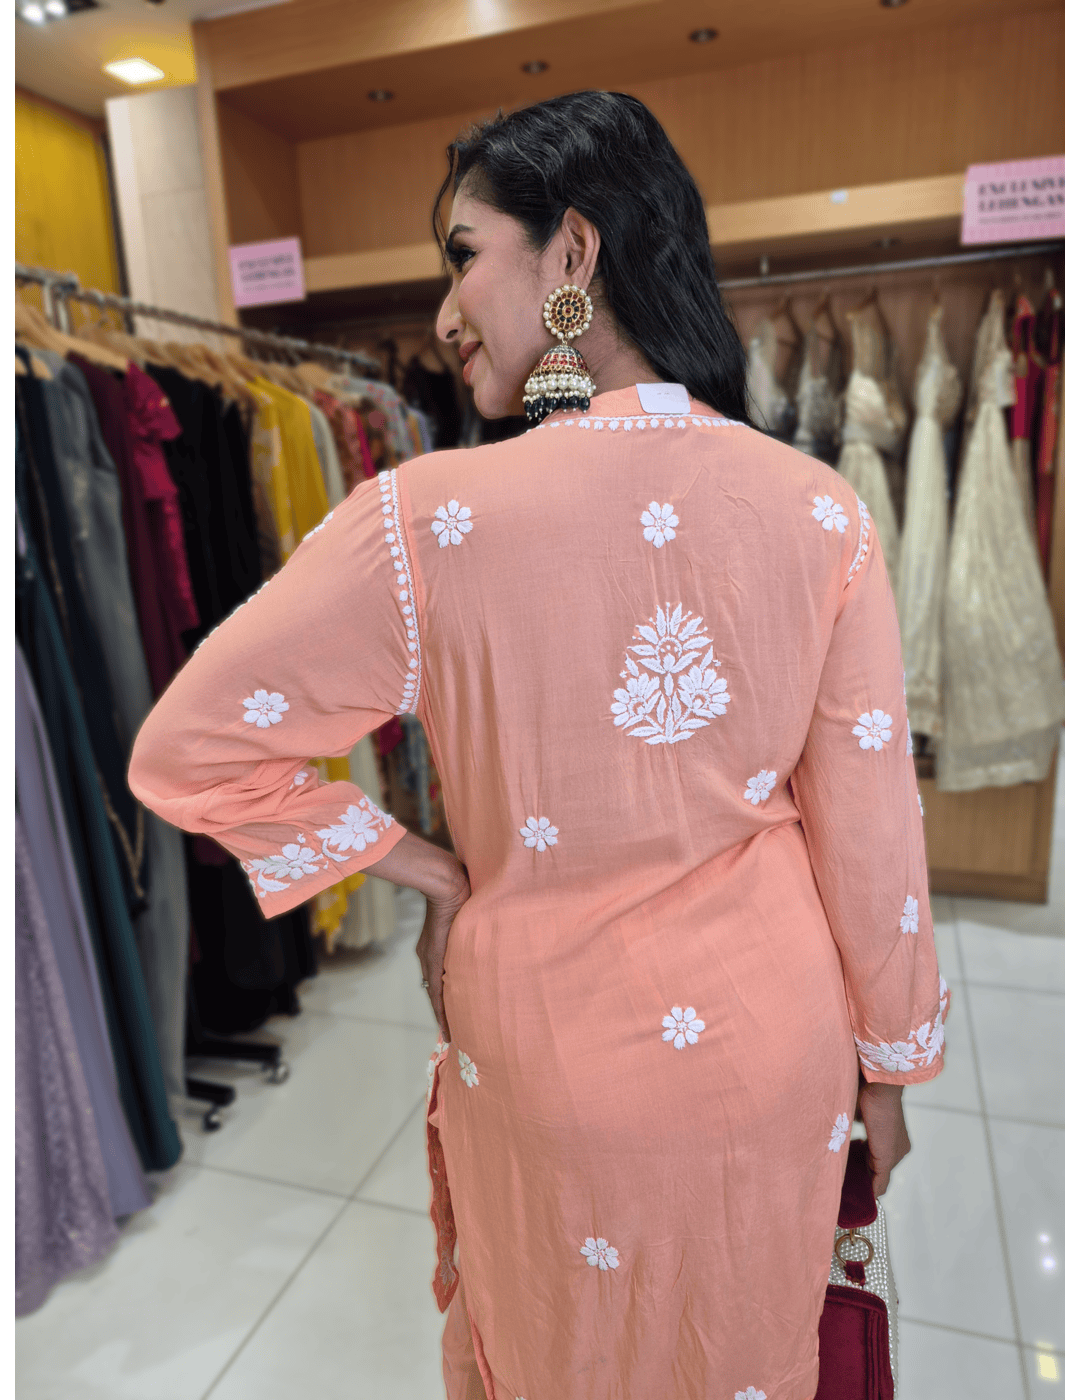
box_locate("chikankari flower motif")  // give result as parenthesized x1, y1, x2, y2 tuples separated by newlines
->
(855, 978, 948, 1076)
(458, 1050, 479, 1088)
(917, 791, 924, 817)
(520, 816, 559, 852)
(242, 842, 326, 899)
(812, 495, 849, 533)
(292, 768, 309, 787)
(317, 798, 394, 861)
(612, 603, 731, 745)
(735, 1389, 767, 1400)
(580, 1237, 620, 1271)
(242, 689, 289, 727)
(829, 1113, 851, 1153)
(907, 719, 914, 756)
(641, 501, 679, 548)
(302, 509, 333, 543)
(662, 1006, 705, 1049)
(852, 709, 893, 751)
(900, 895, 919, 935)
(743, 770, 777, 805)
(426, 1039, 450, 1104)
(431, 500, 473, 548)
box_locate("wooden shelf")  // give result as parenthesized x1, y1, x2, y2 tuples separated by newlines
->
(300, 173, 966, 296)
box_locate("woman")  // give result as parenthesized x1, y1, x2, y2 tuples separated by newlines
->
(129, 91, 947, 1400)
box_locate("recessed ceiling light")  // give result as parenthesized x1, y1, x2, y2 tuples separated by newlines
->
(45, 0, 66, 13)
(880, 0, 909, 7)
(20, 3, 47, 22)
(368, 89, 394, 102)
(521, 60, 548, 74)
(104, 57, 166, 84)
(689, 27, 718, 42)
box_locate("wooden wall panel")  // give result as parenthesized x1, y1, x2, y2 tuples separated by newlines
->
(294, 8, 1063, 260)
(217, 96, 303, 245)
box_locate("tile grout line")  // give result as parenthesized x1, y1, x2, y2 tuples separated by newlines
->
(350, 1089, 430, 1202)
(953, 931, 1033, 1400)
(198, 1192, 352, 1400)
(909, 1101, 1063, 1132)
(899, 1313, 1041, 1350)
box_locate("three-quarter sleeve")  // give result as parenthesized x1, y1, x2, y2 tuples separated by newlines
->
(790, 500, 949, 1086)
(128, 472, 416, 919)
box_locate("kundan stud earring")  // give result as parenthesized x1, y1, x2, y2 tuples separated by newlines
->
(523, 283, 597, 425)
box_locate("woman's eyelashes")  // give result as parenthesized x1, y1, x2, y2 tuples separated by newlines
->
(446, 241, 475, 272)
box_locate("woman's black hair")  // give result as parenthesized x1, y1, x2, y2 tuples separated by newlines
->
(433, 90, 749, 422)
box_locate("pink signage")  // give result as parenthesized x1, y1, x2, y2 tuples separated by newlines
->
(962, 156, 1064, 245)
(228, 237, 306, 307)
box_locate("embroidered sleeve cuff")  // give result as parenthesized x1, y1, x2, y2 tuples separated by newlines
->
(854, 979, 951, 1085)
(218, 795, 408, 920)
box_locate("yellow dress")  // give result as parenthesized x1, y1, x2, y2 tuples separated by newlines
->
(250, 377, 364, 941)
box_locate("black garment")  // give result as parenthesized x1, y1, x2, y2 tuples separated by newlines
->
(401, 359, 464, 449)
(15, 369, 147, 917)
(145, 367, 317, 1033)
(16, 380, 181, 1173)
(185, 839, 316, 1035)
(146, 367, 260, 648)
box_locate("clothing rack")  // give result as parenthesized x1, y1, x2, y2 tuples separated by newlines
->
(15, 262, 381, 374)
(720, 240, 1064, 291)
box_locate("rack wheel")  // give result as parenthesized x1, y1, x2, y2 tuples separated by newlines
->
(267, 1061, 290, 1085)
(202, 1107, 223, 1132)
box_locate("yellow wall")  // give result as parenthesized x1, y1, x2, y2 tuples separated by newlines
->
(15, 91, 120, 293)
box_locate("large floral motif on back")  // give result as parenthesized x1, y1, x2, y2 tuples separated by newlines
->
(611, 603, 732, 745)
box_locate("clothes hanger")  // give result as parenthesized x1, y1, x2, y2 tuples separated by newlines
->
(14, 299, 129, 371)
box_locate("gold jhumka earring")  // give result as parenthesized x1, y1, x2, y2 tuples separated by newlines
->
(523, 283, 597, 425)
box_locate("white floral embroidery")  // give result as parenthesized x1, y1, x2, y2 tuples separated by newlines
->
(243, 841, 327, 898)
(427, 1040, 449, 1104)
(853, 709, 893, 751)
(317, 798, 394, 862)
(907, 719, 914, 756)
(194, 578, 274, 654)
(612, 604, 731, 745)
(242, 689, 289, 727)
(900, 895, 919, 935)
(580, 1237, 620, 1270)
(431, 500, 473, 548)
(458, 1050, 479, 1087)
(812, 495, 849, 533)
(662, 1006, 705, 1049)
(641, 501, 679, 548)
(829, 1113, 850, 1153)
(520, 816, 558, 852)
(301, 509, 333, 543)
(917, 791, 924, 817)
(380, 472, 421, 714)
(743, 770, 777, 805)
(736, 1389, 767, 1400)
(292, 769, 309, 787)
(533, 413, 743, 432)
(855, 977, 948, 1076)
(845, 498, 871, 585)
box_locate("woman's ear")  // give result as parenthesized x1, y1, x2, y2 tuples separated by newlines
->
(560, 207, 601, 287)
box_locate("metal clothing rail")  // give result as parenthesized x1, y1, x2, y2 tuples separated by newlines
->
(719, 240, 1064, 291)
(15, 262, 380, 374)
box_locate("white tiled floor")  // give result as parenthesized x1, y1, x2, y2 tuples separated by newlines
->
(17, 773, 1064, 1398)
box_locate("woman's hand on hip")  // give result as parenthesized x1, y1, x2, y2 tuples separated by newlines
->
(857, 1080, 911, 1197)
(363, 830, 470, 1043)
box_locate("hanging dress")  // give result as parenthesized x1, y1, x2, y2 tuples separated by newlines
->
(1007, 292, 1040, 541)
(746, 317, 798, 439)
(130, 384, 946, 1400)
(937, 291, 1065, 792)
(836, 308, 907, 590)
(793, 319, 844, 465)
(894, 306, 962, 739)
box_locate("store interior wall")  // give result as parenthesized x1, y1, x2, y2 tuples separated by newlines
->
(15, 88, 120, 296)
(105, 86, 221, 343)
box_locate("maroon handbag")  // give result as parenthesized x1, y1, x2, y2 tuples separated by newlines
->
(815, 1139, 896, 1400)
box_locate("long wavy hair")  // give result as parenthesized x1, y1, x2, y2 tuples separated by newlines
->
(432, 90, 749, 422)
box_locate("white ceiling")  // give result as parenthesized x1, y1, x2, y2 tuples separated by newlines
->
(14, 0, 291, 116)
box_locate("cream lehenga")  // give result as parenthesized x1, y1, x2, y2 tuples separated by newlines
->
(936, 289, 1064, 791)
(836, 301, 908, 588)
(894, 304, 962, 739)
(793, 303, 845, 464)
(746, 315, 799, 440)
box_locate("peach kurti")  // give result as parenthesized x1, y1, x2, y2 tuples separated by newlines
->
(129, 384, 947, 1400)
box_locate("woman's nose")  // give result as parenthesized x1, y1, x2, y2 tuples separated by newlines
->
(436, 284, 462, 343)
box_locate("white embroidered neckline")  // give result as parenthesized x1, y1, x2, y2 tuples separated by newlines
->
(532, 412, 744, 432)
(380, 471, 421, 714)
